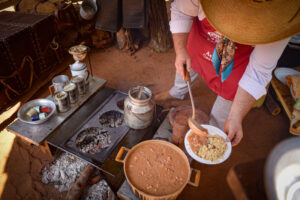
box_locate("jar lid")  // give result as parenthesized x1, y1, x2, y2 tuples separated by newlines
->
(128, 86, 152, 105)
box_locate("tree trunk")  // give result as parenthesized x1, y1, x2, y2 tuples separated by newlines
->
(147, 0, 173, 52)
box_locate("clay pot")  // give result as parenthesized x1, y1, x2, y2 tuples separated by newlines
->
(168, 106, 209, 148)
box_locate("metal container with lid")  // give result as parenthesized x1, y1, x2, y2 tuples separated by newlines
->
(124, 86, 155, 129)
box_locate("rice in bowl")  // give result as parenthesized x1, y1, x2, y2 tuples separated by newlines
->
(188, 132, 227, 163)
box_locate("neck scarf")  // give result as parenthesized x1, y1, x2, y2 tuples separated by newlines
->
(211, 36, 236, 82)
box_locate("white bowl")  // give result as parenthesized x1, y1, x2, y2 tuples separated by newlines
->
(274, 68, 300, 86)
(184, 124, 232, 165)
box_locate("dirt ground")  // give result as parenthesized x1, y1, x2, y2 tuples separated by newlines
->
(0, 46, 291, 200)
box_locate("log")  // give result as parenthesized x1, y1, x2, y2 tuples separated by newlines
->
(66, 165, 95, 200)
(147, 0, 173, 52)
(265, 89, 281, 116)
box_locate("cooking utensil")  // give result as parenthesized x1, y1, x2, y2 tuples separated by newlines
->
(184, 124, 232, 165)
(53, 91, 70, 112)
(18, 99, 56, 124)
(265, 137, 300, 200)
(115, 140, 200, 200)
(183, 65, 208, 136)
(49, 75, 69, 95)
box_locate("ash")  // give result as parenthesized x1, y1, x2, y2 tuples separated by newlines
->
(99, 110, 123, 128)
(41, 152, 88, 192)
(76, 127, 111, 154)
(82, 180, 116, 200)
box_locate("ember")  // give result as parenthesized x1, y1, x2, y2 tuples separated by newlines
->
(99, 110, 123, 128)
(76, 127, 111, 154)
(41, 152, 88, 192)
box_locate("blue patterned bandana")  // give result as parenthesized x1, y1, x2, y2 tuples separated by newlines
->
(212, 36, 236, 82)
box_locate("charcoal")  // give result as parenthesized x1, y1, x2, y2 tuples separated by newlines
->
(76, 127, 111, 154)
(99, 110, 123, 128)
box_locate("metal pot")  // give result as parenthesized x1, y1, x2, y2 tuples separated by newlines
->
(115, 140, 200, 200)
(265, 137, 300, 200)
(124, 86, 155, 129)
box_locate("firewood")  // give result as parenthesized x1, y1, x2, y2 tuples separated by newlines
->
(66, 164, 95, 200)
(265, 91, 281, 116)
(88, 175, 102, 185)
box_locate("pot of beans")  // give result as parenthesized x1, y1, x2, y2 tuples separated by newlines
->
(115, 140, 200, 200)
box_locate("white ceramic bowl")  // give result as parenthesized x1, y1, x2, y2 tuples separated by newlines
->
(274, 68, 300, 86)
(184, 124, 232, 165)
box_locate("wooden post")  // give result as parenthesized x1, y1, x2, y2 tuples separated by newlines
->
(147, 0, 173, 52)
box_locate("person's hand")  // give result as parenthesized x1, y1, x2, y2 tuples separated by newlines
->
(224, 116, 243, 146)
(175, 48, 191, 81)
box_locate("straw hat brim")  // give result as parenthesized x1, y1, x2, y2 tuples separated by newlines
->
(200, 0, 300, 45)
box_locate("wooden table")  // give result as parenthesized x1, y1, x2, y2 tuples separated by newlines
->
(271, 66, 300, 120)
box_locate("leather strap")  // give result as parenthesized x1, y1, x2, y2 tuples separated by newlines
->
(0, 56, 34, 100)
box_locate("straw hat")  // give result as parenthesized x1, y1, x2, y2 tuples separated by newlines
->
(200, 0, 300, 45)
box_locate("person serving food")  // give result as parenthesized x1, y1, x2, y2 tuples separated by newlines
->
(162, 0, 300, 146)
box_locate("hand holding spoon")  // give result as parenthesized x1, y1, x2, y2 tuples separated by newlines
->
(183, 65, 208, 136)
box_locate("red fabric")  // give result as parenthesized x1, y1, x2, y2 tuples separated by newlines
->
(187, 18, 254, 101)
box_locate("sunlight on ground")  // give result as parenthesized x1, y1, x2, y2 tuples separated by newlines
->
(0, 130, 15, 197)
(0, 102, 20, 124)
(0, 173, 7, 197)
(0, 103, 19, 197)
(0, 6, 15, 12)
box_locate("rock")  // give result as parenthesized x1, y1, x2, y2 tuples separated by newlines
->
(19, 146, 31, 173)
(16, 173, 33, 198)
(6, 144, 30, 175)
(33, 180, 47, 195)
(31, 158, 43, 180)
(29, 145, 51, 160)
(23, 189, 41, 200)
(16, 137, 32, 151)
(0, 182, 17, 200)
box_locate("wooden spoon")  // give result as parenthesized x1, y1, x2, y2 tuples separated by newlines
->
(184, 65, 208, 136)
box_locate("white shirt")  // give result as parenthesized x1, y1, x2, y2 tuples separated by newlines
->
(170, 0, 289, 100)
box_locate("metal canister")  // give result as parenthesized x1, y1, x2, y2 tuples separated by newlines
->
(71, 76, 86, 95)
(53, 91, 70, 112)
(124, 86, 155, 129)
(63, 82, 78, 104)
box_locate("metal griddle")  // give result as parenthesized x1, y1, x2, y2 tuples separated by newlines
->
(64, 91, 129, 164)
(47, 87, 165, 178)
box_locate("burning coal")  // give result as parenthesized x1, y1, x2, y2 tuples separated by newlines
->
(76, 127, 111, 154)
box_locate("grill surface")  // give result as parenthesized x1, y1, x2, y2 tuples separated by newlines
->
(63, 90, 129, 164)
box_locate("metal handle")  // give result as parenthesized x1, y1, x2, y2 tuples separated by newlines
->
(188, 168, 201, 187)
(86, 70, 90, 82)
(115, 146, 130, 163)
(49, 84, 56, 97)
